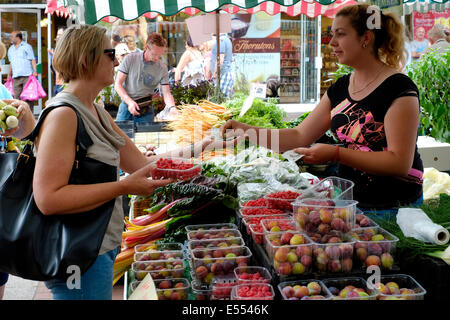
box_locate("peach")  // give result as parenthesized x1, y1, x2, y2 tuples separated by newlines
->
(356, 247, 368, 261)
(386, 282, 400, 295)
(300, 254, 312, 267)
(307, 281, 321, 295)
(281, 232, 294, 245)
(271, 238, 282, 246)
(318, 223, 331, 235)
(270, 225, 281, 232)
(282, 286, 295, 299)
(365, 255, 381, 267)
(319, 209, 333, 224)
(195, 266, 208, 279)
(340, 244, 354, 259)
(296, 212, 308, 228)
(287, 251, 299, 263)
(374, 282, 390, 295)
(158, 280, 172, 289)
(371, 234, 385, 241)
(290, 234, 304, 245)
(309, 211, 321, 225)
(212, 250, 224, 258)
(328, 259, 342, 272)
(174, 282, 185, 289)
(328, 236, 342, 243)
(331, 218, 347, 232)
(277, 262, 292, 275)
(274, 247, 290, 262)
(292, 262, 306, 274)
(367, 243, 383, 256)
(325, 246, 341, 260)
(294, 286, 309, 299)
(342, 258, 353, 272)
(296, 245, 312, 257)
(380, 253, 394, 269)
(336, 208, 351, 220)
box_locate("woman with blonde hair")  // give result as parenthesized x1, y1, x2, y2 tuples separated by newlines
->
(222, 3, 423, 217)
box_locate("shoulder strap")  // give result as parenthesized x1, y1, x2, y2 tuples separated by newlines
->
(24, 102, 93, 158)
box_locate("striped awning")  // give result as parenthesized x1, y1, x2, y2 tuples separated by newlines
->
(403, 0, 450, 14)
(72, 0, 356, 24)
(45, 0, 73, 18)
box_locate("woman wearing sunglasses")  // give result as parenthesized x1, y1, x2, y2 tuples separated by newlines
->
(3, 24, 240, 300)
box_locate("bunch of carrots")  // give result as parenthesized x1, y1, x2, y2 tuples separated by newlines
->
(167, 100, 231, 146)
(112, 199, 184, 285)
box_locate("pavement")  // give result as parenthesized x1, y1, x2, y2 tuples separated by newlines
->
(2, 275, 124, 300)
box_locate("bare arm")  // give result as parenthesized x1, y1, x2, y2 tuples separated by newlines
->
(174, 51, 191, 82)
(161, 84, 175, 107)
(221, 92, 332, 153)
(298, 96, 420, 177)
(114, 71, 140, 115)
(33, 107, 171, 215)
(31, 59, 37, 77)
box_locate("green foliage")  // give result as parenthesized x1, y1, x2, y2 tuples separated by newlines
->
(407, 48, 450, 143)
(170, 80, 226, 105)
(226, 93, 287, 129)
(287, 111, 311, 128)
(97, 85, 121, 106)
(326, 63, 353, 83)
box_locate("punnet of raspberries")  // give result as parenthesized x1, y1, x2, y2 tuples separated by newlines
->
(235, 284, 274, 300)
(264, 191, 302, 211)
(152, 158, 201, 181)
(236, 272, 270, 284)
(242, 198, 267, 207)
(241, 208, 285, 216)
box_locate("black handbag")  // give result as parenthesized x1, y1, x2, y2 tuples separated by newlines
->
(0, 103, 117, 281)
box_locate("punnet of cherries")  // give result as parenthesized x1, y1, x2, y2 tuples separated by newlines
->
(152, 158, 201, 181)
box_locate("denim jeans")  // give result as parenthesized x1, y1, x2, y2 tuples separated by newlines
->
(116, 101, 154, 124)
(359, 195, 424, 221)
(44, 246, 120, 300)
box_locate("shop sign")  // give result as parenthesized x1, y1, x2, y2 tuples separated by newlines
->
(233, 38, 280, 53)
(413, 10, 450, 40)
(366, 0, 403, 16)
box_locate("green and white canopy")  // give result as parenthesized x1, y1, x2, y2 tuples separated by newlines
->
(403, 0, 450, 15)
(64, 0, 357, 24)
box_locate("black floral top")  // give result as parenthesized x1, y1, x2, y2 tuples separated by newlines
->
(327, 73, 423, 209)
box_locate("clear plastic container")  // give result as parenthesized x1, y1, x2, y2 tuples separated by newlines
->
(348, 227, 399, 270)
(239, 198, 267, 208)
(353, 209, 379, 229)
(310, 231, 355, 274)
(238, 207, 286, 217)
(185, 223, 238, 232)
(278, 279, 331, 300)
(188, 237, 245, 251)
(248, 224, 265, 245)
(191, 279, 212, 300)
(302, 176, 355, 200)
(230, 283, 275, 300)
(242, 214, 291, 238)
(134, 242, 184, 253)
(322, 277, 378, 300)
(211, 275, 238, 299)
(187, 228, 242, 241)
(260, 217, 299, 234)
(264, 232, 314, 276)
(234, 266, 272, 285)
(373, 274, 426, 300)
(153, 278, 190, 300)
(191, 246, 252, 284)
(293, 198, 358, 234)
(151, 157, 202, 181)
(131, 259, 185, 281)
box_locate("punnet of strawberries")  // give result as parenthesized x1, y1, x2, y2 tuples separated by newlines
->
(152, 158, 201, 181)
(264, 191, 302, 211)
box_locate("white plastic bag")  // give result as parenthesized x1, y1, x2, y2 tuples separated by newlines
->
(397, 208, 449, 245)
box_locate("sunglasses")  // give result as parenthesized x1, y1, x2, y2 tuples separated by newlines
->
(104, 49, 116, 61)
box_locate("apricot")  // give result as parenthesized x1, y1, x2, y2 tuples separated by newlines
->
(281, 232, 294, 245)
(365, 255, 381, 267)
(386, 282, 400, 295)
(274, 247, 290, 262)
(319, 209, 333, 224)
(294, 286, 309, 299)
(380, 253, 394, 269)
(292, 262, 305, 274)
(195, 266, 208, 279)
(287, 251, 299, 263)
(307, 281, 321, 295)
(290, 234, 304, 245)
(282, 286, 295, 299)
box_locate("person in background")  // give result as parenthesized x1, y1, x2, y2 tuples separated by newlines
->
(114, 42, 130, 64)
(123, 35, 141, 53)
(174, 35, 205, 86)
(411, 26, 429, 60)
(208, 33, 234, 98)
(0, 41, 13, 99)
(423, 24, 450, 55)
(221, 3, 423, 219)
(201, 40, 214, 82)
(48, 27, 66, 96)
(7, 31, 38, 112)
(445, 28, 450, 43)
(402, 27, 414, 71)
(115, 33, 177, 123)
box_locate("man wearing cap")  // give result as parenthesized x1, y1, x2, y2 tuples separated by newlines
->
(114, 33, 177, 123)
